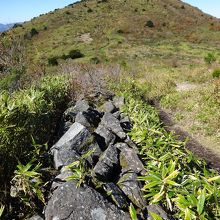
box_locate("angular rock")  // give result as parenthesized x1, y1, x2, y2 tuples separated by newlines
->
(118, 172, 146, 208)
(101, 113, 127, 140)
(75, 112, 92, 129)
(84, 142, 103, 166)
(63, 100, 90, 122)
(51, 169, 73, 191)
(147, 204, 171, 220)
(63, 107, 77, 123)
(59, 120, 73, 136)
(51, 122, 93, 169)
(124, 136, 138, 151)
(27, 215, 44, 220)
(113, 96, 125, 109)
(103, 182, 129, 209)
(119, 145, 146, 175)
(112, 111, 121, 119)
(92, 145, 119, 181)
(85, 109, 102, 127)
(94, 124, 116, 150)
(120, 115, 132, 132)
(45, 181, 129, 220)
(101, 101, 117, 113)
(74, 99, 91, 112)
(114, 142, 128, 151)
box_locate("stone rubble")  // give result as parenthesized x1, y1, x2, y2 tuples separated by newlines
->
(29, 97, 171, 220)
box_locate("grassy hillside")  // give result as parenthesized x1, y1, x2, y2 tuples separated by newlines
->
(1, 0, 220, 218)
(5, 0, 220, 65)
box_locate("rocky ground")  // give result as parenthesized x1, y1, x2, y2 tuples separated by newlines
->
(27, 97, 172, 220)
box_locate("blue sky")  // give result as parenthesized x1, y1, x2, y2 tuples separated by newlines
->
(0, 0, 219, 24)
(183, 0, 220, 18)
(0, 0, 77, 24)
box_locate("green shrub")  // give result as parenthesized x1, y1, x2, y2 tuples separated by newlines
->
(212, 69, 220, 78)
(0, 68, 24, 91)
(90, 57, 100, 64)
(68, 49, 84, 59)
(12, 23, 23, 29)
(0, 76, 69, 196)
(48, 56, 58, 66)
(146, 20, 155, 28)
(30, 28, 39, 37)
(59, 50, 84, 61)
(87, 8, 93, 13)
(204, 53, 216, 64)
(115, 80, 220, 219)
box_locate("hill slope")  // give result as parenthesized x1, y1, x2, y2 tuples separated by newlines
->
(5, 0, 220, 64)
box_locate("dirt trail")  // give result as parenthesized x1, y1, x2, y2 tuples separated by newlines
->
(152, 100, 220, 173)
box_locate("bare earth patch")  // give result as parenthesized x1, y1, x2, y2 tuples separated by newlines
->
(77, 33, 93, 44)
(176, 81, 198, 92)
(153, 100, 220, 172)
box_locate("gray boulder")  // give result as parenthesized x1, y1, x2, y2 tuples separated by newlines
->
(75, 112, 92, 129)
(84, 142, 103, 166)
(124, 137, 138, 151)
(120, 115, 132, 132)
(74, 99, 91, 112)
(113, 96, 125, 109)
(94, 124, 116, 150)
(101, 113, 127, 140)
(147, 204, 171, 220)
(112, 111, 121, 119)
(27, 215, 44, 220)
(51, 168, 73, 191)
(119, 145, 146, 175)
(45, 181, 129, 220)
(101, 101, 117, 113)
(118, 172, 146, 208)
(59, 121, 73, 136)
(103, 182, 129, 209)
(75, 109, 102, 129)
(92, 145, 119, 181)
(51, 122, 93, 169)
(63, 100, 90, 122)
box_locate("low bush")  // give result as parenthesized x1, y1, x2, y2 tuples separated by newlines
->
(68, 49, 84, 59)
(0, 76, 69, 205)
(115, 80, 220, 219)
(0, 37, 26, 92)
(146, 20, 155, 28)
(87, 8, 93, 13)
(30, 28, 39, 37)
(90, 57, 100, 64)
(212, 68, 220, 78)
(48, 56, 58, 66)
(12, 23, 23, 29)
(204, 53, 216, 64)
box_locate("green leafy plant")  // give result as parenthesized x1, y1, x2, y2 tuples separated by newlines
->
(11, 161, 45, 207)
(212, 69, 220, 78)
(149, 212, 163, 220)
(0, 204, 5, 217)
(139, 160, 180, 207)
(204, 53, 216, 64)
(68, 49, 84, 59)
(48, 56, 58, 66)
(65, 149, 95, 187)
(146, 20, 155, 28)
(0, 75, 69, 213)
(115, 79, 220, 219)
(129, 203, 138, 220)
